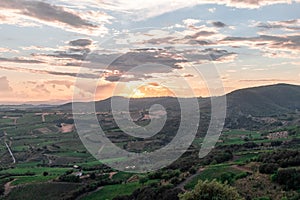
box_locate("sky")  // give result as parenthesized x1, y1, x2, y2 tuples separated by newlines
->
(0, 0, 300, 104)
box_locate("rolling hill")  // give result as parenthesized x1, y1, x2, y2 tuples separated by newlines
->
(227, 83, 300, 117)
(59, 83, 300, 117)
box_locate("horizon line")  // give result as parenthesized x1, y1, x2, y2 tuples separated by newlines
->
(0, 82, 299, 106)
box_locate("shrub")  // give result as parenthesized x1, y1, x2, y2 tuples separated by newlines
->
(43, 171, 49, 176)
(259, 163, 279, 174)
(274, 168, 300, 190)
(179, 179, 244, 200)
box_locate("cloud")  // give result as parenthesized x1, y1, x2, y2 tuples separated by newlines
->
(108, 50, 185, 71)
(94, 83, 116, 100)
(104, 74, 153, 82)
(239, 79, 293, 82)
(0, 0, 92, 26)
(220, 34, 300, 56)
(31, 38, 97, 65)
(34, 43, 92, 63)
(183, 18, 201, 26)
(84, 0, 300, 20)
(212, 21, 227, 28)
(178, 48, 237, 64)
(44, 80, 74, 89)
(256, 19, 300, 31)
(184, 30, 217, 39)
(100, 48, 236, 83)
(184, 74, 194, 78)
(21, 46, 57, 52)
(222, 0, 300, 8)
(32, 84, 50, 94)
(0, 43, 90, 67)
(0, 48, 19, 54)
(2, 0, 295, 28)
(0, 76, 12, 92)
(0, 57, 44, 64)
(145, 24, 223, 46)
(0, 0, 112, 35)
(0, 65, 99, 79)
(208, 8, 216, 13)
(87, 48, 186, 82)
(131, 82, 174, 98)
(69, 39, 93, 47)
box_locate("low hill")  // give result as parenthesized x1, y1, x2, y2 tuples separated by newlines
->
(227, 83, 300, 117)
(58, 83, 300, 117)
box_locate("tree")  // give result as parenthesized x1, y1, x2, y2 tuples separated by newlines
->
(139, 177, 148, 185)
(274, 168, 300, 190)
(179, 179, 244, 200)
(43, 171, 49, 176)
(259, 163, 279, 174)
(90, 172, 96, 180)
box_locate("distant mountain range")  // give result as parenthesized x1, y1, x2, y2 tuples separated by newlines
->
(59, 83, 300, 117)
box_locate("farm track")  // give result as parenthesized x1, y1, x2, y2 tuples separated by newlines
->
(176, 167, 205, 191)
(3, 179, 15, 197)
(231, 164, 253, 173)
(5, 142, 16, 164)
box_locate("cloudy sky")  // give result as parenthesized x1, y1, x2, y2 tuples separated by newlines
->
(0, 0, 300, 104)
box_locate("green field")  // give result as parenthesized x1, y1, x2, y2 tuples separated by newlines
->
(82, 180, 157, 200)
(184, 166, 245, 190)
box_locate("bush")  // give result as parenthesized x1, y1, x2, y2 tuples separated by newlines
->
(274, 168, 300, 190)
(139, 177, 148, 185)
(219, 172, 236, 184)
(43, 171, 49, 176)
(59, 174, 80, 183)
(259, 163, 279, 174)
(179, 179, 244, 200)
(257, 150, 300, 168)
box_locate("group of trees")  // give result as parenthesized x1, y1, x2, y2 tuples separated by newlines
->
(272, 168, 300, 190)
(257, 150, 300, 192)
(259, 163, 279, 174)
(288, 126, 300, 136)
(197, 150, 233, 166)
(257, 150, 300, 168)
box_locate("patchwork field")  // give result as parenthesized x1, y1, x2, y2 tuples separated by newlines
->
(0, 105, 299, 200)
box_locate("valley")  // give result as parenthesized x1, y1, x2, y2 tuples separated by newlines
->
(0, 84, 299, 200)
